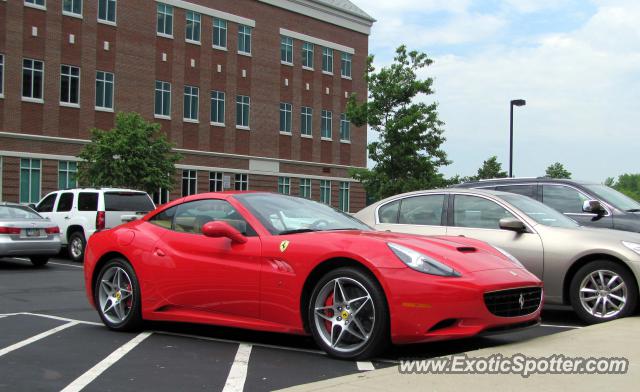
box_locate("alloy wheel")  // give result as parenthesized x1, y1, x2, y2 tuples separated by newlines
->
(98, 266, 134, 324)
(70, 237, 84, 259)
(579, 269, 627, 319)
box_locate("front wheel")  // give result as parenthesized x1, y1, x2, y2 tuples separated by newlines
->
(94, 258, 143, 331)
(308, 267, 389, 360)
(569, 260, 638, 324)
(29, 256, 49, 267)
(68, 231, 86, 262)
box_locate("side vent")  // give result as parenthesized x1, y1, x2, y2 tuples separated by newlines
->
(457, 246, 477, 253)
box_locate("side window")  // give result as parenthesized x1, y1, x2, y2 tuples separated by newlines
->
(36, 193, 57, 213)
(378, 200, 400, 223)
(398, 195, 444, 225)
(542, 185, 589, 214)
(495, 184, 536, 199)
(453, 195, 514, 229)
(78, 193, 99, 211)
(149, 205, 178, 230)
(171, 199, 256, 236)
(56, 193, 74, 212)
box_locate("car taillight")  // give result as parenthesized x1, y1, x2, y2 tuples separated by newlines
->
(45, 226, 60, 234)
(96, 211, 106, 231)
(0, 226, 21, 234)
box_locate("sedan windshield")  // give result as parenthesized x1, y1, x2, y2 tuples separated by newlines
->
(234, 193, 371, 235)
(583, 184, 640, 212)
(500, 194, 579, 228)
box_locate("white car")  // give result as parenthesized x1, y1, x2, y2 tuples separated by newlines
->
(34, 188, 155, 262)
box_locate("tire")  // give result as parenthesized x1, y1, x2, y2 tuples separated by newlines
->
(94, 258, 143, 331)
(68, 231, 86, 262)
(30, 256, 49, 267)
(308, 267, 389, 360)
(569, 260, 638, 324)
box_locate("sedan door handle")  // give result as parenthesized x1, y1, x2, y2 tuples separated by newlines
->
(154, 248, 166, 257)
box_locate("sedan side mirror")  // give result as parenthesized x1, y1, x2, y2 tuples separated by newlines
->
(583, 200, 605, 216)
(499, 217, 527, 233)
(202, 221, 247, 244)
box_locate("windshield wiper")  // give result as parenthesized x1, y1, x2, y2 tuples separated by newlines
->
(627, 209, 640, 213)
(327, 228, 361, 231)
(279, 228, 318, 235)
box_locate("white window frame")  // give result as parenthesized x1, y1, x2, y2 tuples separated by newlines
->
(24, 0, 46, 11)
(95, 71, 114, 111)
(213, 18, 227, 50)
(152, 188, 170, 205)
(320, 180, 331, 205)
(60, 64, 81, 107)
(238, 25, 252, 55)
(22, 58, 44, 103)
(235, 173, 249, 191)
(278, 177, 291, 195)
(209, 171, 224, 192)
(155, 80, 171, 119)
(19, 158, 42, 204)
(280, 102, 292, 134)
(341, 52, 352, 79)
(97, 0, 117, 25)
(302, 42, 314, 70)
(299, 178, 311, 199)
(182, 169, 197, 196)
(301, 106, 312, 137)
(183, 85, 199, 122)
(185, 10, 201, 45)
(339, 181, 350, 212)
(281, 36, 293, 65)
(236, 95, 250, 129)
(322, 47, 334, 74)
(62, 0, 83, 18)
(340, 113, 350, 142)
(0, 54, 4, 99)
(58, 161, 78, 190)
(321, 110, 332, 140)
(210, 90, 225, 126)
(157, 3, 174, 38)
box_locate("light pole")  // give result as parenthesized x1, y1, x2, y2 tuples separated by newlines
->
(509, 99, 526, 177)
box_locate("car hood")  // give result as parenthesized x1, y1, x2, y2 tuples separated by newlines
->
(324, 230, 526, 273)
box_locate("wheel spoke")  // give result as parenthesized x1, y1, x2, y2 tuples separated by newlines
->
(606, 275, 619, 288)
(101, 280, 115, 294)
(351, 297, 371, 317)
(351, 315, 370, 339)
(331, 325, 346, 348)
(345, 323, 366, 341)
(597, 271, 605, 287)
(609, 293, 626, 304)
(609, 300, 621, 310)
(591, 297, 602, 315)
(582, 295, 598, 301)
(315, 308, 334, 322)
(601, 297, 607, 316)
(589, 275, 599, 288)
(115, 269, 122, 290)
(120, 291, 132, 301)
(346, 295, 369, 306)
(334, 279, 347, 303)
(610, 282, 625, 293)
(102, 298, 115, 314)
(580, 287, 597, 293)
(113, 300, 124, 320)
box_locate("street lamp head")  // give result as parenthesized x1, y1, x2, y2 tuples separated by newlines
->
(511, 99, 526, 106)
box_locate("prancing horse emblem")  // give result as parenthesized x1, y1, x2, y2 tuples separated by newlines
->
(518, 293, 525, 310)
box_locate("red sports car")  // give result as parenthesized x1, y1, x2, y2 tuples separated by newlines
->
(84, 192, 542, 359)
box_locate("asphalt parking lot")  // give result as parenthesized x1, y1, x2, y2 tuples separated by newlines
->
(0, 256, 586, 392)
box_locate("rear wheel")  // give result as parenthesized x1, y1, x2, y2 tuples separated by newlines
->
(94, 258, 143, 331)
(570, 260, 638, 324)
(29, 256, 49, 267)
(308, 267, 389, 360)
(68, 231, 86, 262)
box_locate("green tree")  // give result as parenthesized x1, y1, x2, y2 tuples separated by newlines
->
(78, 112, 182, 193)
(545, 162, 572, 179)
(347, 45, 450, 201)
(474, 156, 508, 180)
(607, 174, 640, 201)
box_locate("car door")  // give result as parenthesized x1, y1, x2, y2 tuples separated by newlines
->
(35, 193, 57, 219)
(541, 184, 614, 229)
(373, 194, 448, 236)
(445, 194, 544, 279)
(52, 192, 75, 239)
(149, 198, 262, 319)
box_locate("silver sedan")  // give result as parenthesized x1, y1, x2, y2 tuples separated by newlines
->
(0, 203, 62, 266)
(355, 189, 640, 324)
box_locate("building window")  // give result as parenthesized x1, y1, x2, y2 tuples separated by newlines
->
(157, 3, 173, 37)
(209, 172, 224, 192)
(58, 161, 77, 190)
(22, 59, 44, 101)
(299, 178, 311, 199)
(182, 169, 197, 196)
(238, 25, 252, 55)
(340, 113, 350, 141)
(95, 71, 114, 110)
(155, 80, 171, 118)
(301, 107, 312, 136)
(25, 0, 46, 8)
(302, 42, 314, 68)
(236, 95, 250, 128)
(183, 85, 199, 121)
(235, 173, 248, 191)
(341, 52, 352, 78)
(280, 102, 292, 134)
(152, 188, 169, 205)
(321, 110, 332, 139)
(63, 0, 82, 16)
(210, 91, 225, 125)
(98, 0, 116, 23)
(185, 11, 201, 43)
(320, 180, 331, 205)
(60, 65, 80, 106)
(339, 182, 350, 212)
(277, 177, 291, 195)
(281, 36, 293, 64)
(322, 47, 333, 73)
(20, 158, 41, 204)
(213, 18, 227, 48)
(0, 54, 4, 98)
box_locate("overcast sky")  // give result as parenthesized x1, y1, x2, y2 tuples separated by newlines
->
(349, 0, 640, 182)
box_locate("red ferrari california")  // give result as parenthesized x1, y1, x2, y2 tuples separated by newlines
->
(84, 192, 542, 359)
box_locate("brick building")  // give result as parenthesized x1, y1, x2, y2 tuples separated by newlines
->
(0, 0, 374, 211)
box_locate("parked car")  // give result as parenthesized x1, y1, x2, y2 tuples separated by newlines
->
(35, 189, 155, 262)
(0, 202, 61, 266)
(453, 178, 640, 232)
(84, 192, 542, 359)
(355, 189, 640, 324)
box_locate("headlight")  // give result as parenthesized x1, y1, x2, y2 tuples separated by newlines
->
(388, 242, 461, 277)
(493, 246, 525, 268)
(622, 241, 640, 256)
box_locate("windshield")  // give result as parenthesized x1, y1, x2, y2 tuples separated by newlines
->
(0, 205, 43, 220)
(583, 184, 640, 212)
(500, 194, 579, 228)
(234, 193, 371, 235)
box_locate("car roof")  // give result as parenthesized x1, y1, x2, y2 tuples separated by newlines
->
(372, 188, 515, 206)
(0, 202, 28, 207)
(453, 177, 599, 187)
(51, 188, 149, 193)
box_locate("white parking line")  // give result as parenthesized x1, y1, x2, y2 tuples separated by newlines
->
(49, 261, 83, 269)
(356, 361, 375, 371)
(18, 312, 103, 326)
(222, 344, 252, 392)
(0, 321, 79, 357)
(60, 331, 152, 392)
(540, 323, 583, 329)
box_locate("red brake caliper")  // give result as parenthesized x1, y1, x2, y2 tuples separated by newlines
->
(324, 293, 334, 333)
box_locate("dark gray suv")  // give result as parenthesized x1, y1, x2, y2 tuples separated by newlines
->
(454, 178, 640, 233)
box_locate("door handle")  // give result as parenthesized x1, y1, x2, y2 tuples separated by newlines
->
(64, 216, 70, 220)
(154, 248, 166, 257)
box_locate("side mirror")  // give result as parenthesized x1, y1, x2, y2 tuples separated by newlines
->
(202, 221, 247, 244)
(499, 217, 527, 233)
(583, 200, 605, 215)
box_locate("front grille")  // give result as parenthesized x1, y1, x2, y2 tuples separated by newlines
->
(483, 287, 542, 317)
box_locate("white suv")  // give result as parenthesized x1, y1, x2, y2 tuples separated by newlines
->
(34, 188, 155, 262)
